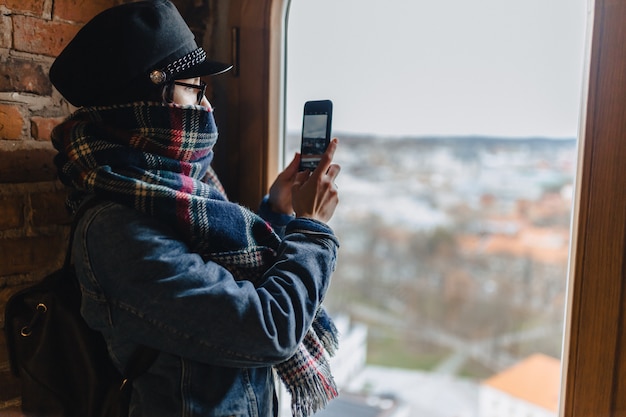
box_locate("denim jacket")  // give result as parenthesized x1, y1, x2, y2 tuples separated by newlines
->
(72, 197, 339, 417)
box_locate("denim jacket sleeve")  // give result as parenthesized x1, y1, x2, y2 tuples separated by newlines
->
(74, 202, 338, 368)
(257, 194, 294, 238)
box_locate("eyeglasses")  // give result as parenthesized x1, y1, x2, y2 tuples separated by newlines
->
(171, 80, 207, 105)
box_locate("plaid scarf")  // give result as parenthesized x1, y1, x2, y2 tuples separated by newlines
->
(51, 102, 339, 417)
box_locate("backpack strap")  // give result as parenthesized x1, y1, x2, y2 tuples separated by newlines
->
(67, 197, 160, 408)
(63, 196, 103, 270)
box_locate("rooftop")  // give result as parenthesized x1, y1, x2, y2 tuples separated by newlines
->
(482, 353, 561, 412)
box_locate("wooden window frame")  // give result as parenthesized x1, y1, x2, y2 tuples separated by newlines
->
(561, 1, 626, 416)
(222, 0, 626, 415)
(210, 0, 287, 209)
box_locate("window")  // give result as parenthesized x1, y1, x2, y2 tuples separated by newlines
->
(220, 0, 626, 415)
(283, 1, 587, 416)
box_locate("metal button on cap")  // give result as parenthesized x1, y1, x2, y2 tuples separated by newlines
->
(150, 70, 167, 84)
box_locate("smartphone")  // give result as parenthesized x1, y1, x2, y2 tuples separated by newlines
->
(299, 99, 333, 171)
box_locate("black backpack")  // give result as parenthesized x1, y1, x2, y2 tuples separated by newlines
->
(4, 199, 158, 417)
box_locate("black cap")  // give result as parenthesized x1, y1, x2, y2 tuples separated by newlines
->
(49, 0, 232, 107)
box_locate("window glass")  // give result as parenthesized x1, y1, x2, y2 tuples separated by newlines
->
(284, 1, 587, 415)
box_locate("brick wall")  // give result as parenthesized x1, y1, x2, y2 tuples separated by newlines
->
(0, 0, 217, 413)
(0, 0, 122, 412)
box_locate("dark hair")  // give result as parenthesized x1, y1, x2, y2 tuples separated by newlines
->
(93, 74, 169, 106)
(161, 83, 176, 104)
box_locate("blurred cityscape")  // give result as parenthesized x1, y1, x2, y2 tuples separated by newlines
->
(285, 133, 577, 417)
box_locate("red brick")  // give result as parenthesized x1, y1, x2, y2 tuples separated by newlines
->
(13, 15, 80, 57)
(53, 0, 122, 23)
(3, 0, 45, 15)
(31, 190, 71, 227)
(0, 235, 66, 276)
(0, 371, 21, 410)
(0, 194, 25, 231)
(0, 56, 52, 96)
(0, 333, 22, 404)
(30, 116, 65, 141)
(0, 104, 25, 140)
(0, 141, 58, 183)
(0, 12, 12, 49)
(0, 284, 32, 328)
(53, 0, 119, 23)
(0, 402, 22, 417)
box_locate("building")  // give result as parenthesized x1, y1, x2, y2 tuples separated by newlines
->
(479, 353, 561, 417)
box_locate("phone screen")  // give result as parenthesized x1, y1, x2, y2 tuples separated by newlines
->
(300, 101, 332, 171)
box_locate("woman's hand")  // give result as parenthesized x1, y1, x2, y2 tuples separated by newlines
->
(267, 152, 301, 215)
(292, 138, 341, 223)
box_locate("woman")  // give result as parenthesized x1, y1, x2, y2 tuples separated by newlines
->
(49, 1, 341, 416)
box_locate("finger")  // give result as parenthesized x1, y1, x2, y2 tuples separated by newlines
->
(325, 138, 338, 160)
(326, 163, 341, 180)
(312, 138, 338, 178)
(292, 170, 310, 188)
(284, 152, 300, 175)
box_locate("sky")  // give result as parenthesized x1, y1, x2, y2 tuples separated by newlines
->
(285, 0, 590, 139)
